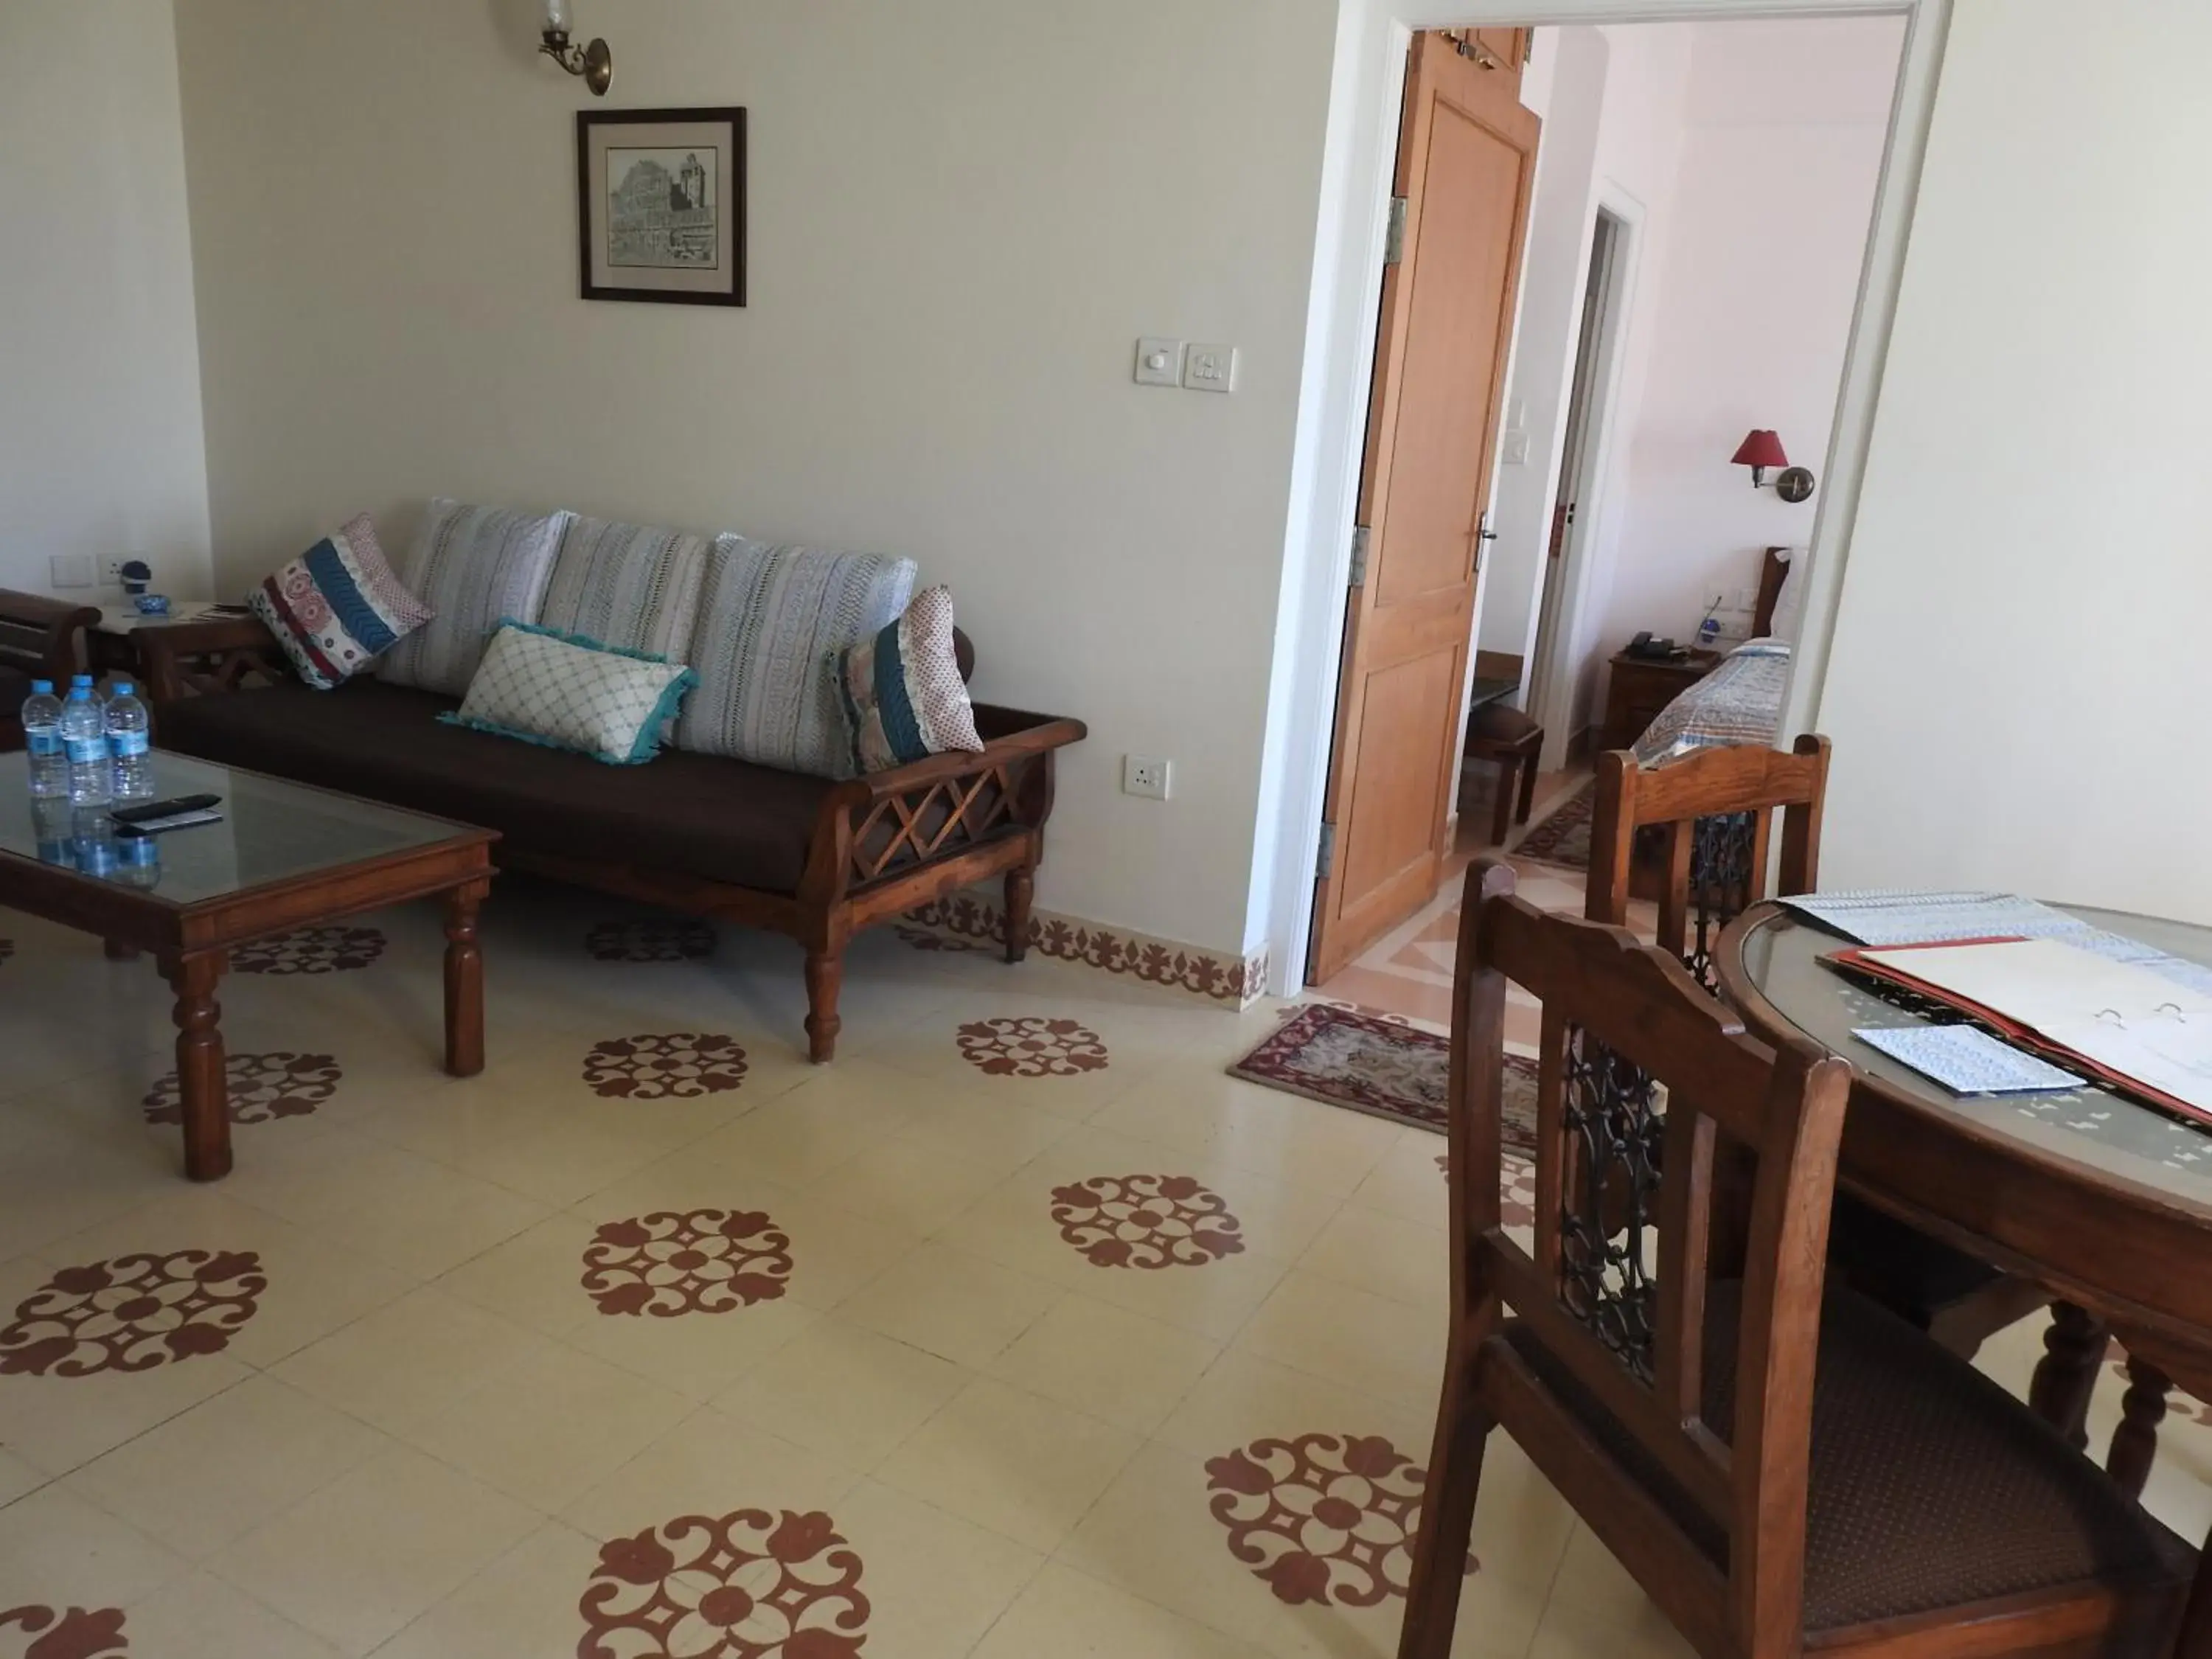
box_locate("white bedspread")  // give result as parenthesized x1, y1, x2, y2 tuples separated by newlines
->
(1630, 641, 1792, 767)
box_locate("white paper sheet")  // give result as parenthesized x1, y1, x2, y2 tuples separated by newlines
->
(1780, 889, 2088, 947)
(1852, 1025, 2081, 1096)
(1857, 938, 2212, 1116)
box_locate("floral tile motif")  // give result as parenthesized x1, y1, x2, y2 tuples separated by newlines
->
(892, 925, 985, 955)
(1203, 1431, 1473, 1607)
(0, 1250, 265, 1378)
(232, 925, 386, 976)
(582, 1210, 793, 1318)
(1430, 1151, 1535, 1230)
(905, 894, 1267, 1007)
(142, 1051, 341, 1126)
(1048, 1174, 1245, 1270)
(0, 1605, 128, 1658)
(587, 918, 717, 963)
(955, 1017, 1108, 1079)
(583, 1034, 750, 1100)
(580, 1509, 870, 1658)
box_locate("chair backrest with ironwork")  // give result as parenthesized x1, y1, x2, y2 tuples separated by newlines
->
(1451, 859, 1852, 1649)
(1586, 734, 1831, 991)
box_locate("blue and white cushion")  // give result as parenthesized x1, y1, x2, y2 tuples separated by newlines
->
(378, 500, 573, 697)
(439, 621, 696, 766)
(538, 517, 712, 661)
(675, 536, 916, 778)
(839, 586, 984, 773)
(248, 515, 434, 689)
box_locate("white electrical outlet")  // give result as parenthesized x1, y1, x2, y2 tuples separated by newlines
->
(1183, 344, 1237, 394)
(49, 554, 94, 589)
(104, 557, 127, 586)
(1122, 755, 1172, 801)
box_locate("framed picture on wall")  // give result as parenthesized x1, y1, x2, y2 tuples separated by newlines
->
(577, 107, 746, 307)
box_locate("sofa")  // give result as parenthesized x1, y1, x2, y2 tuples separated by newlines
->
(138, 510, 1085, 1061)
(0, 590, 100, 752)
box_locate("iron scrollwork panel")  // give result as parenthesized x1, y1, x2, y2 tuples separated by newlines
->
(1686, 810, 1757, 990)
(1557, 1023, 1664, 1382)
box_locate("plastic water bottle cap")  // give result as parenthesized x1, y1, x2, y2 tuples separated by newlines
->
(71, 675, 92, 688)
(30, 680, 52, 695)
(67, 686, 92, 700)
(113, 682, 133, 695)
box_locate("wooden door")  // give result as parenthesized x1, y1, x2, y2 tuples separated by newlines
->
(1309, 32, 1540, 984)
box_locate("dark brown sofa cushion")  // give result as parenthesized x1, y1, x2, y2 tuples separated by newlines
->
(158, 678, 832, 895)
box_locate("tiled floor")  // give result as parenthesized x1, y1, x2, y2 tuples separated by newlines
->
(1318, 763, 1598, 1029)
(2, 875, 2208, 1658)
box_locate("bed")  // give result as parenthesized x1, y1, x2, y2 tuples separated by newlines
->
(1630, 546, 1799, 767)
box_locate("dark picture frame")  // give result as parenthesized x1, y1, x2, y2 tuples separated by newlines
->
(577, 107, 746, 307)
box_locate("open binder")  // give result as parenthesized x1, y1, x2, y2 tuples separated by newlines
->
(1827, 936, 2212, 1127)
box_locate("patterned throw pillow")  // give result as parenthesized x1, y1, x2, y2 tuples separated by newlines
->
(538, 517, 713, 660)
(439, 621, 697, 766)
(839, 586, 984, 773)
(248, 515, 433, 689)
(378, 500, 574, 696)
(675, 536, 916, 779)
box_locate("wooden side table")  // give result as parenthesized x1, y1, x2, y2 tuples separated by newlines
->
(1602, 647, 1722, 753)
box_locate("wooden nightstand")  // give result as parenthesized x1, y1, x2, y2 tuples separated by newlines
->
(1602, 647, 1722, 753)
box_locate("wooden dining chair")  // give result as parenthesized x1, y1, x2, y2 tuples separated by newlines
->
(1398, 859, 2195, 1659)
(1587, 736, 2048, 1360)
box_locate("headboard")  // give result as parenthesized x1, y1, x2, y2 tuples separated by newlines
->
(1752, 546, 1792, 639)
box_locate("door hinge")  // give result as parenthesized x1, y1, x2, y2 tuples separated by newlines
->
(1315, 822, 1338, 881)
(1383, 196, 1408, 268)
(1349, 525, 1371, 589)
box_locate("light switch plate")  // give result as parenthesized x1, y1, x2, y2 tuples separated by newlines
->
(1134, 338, 1184, 388)
(49, 554, 94, 589)
(1183, 344, 1238, 394)
(1502, 431, 1531, 465)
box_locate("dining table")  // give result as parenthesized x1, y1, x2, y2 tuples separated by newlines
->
(1717, 899, 2212, 1652)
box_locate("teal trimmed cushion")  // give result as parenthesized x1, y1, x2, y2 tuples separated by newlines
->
(248, 514, 434, 690)
(838, 585, 984, 773)
(675, 536, 916, 779)
(378, 500, 573, 696)
(439, 620, 695, 766)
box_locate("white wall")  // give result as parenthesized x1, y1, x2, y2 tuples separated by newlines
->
(1814, 0, 2212, 922)
(173, 0, 1339, 958)
(1596, 18, 1901, 655)
(1478, 27, 1607, 672)
(0, 0, 210, 602)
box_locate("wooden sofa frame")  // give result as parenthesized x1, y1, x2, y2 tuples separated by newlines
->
(139, 615, 1087, 1062)
(0, 589, 100, 751)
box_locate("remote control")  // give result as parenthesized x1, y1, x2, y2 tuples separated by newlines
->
(115, 810, 224, 838)
(111, 793, 221, 827)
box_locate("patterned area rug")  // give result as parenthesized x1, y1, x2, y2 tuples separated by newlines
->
(1512, 780, 1594, 872)
(1230, 1004, 1536, 1151)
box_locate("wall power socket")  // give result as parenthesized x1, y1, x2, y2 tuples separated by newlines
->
(1122, 756, 1172, 801)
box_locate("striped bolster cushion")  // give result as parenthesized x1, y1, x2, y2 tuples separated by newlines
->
(248, 514, 434, 690)
(838, 585, 984, 773)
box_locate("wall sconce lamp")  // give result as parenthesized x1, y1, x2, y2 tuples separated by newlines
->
(1731, 429, 1817, 504)
(540, 0, 612, 97)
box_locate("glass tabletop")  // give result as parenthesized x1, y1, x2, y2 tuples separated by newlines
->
(0, 750, 479, 908)
(1735, 904, 2212, 1205)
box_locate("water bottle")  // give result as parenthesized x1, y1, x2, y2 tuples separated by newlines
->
(20, 678, 66, 798)
(106, 681, 154, 807)
(30, 796, 74, 866)
(60, 684, 111, 809)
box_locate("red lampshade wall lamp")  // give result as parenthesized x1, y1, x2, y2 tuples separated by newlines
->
(1731, 429, 1817, 504)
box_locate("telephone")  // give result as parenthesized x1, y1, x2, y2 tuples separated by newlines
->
(1625, 631, 1686, 661)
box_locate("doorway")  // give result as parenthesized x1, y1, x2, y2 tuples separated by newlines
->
(1526, 205, 1626, 768)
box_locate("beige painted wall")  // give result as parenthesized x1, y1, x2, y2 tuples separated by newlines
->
(173, 0, 1338, 956)
(1815, 0, 2212, 921)
(0, 0, 210, 602)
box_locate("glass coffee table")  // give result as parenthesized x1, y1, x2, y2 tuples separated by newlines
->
(0, 750, 495, 1180)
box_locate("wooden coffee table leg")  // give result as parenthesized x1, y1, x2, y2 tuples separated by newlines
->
(444, 879, 488, 1077)
(161, 950, 231, 1182)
